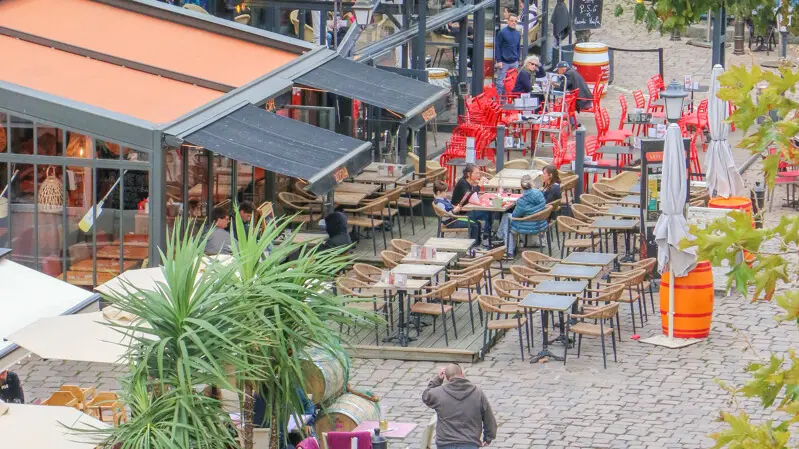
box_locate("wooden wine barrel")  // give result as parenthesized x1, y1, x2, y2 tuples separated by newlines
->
(315, 393, 381, 434)
(660, 260, 714, 338)
(299, 348, 348, 404)
(572, 42, 610, 95)
(708, 196, 754, 228)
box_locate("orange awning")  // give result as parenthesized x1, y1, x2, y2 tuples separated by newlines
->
(0, 35, 223, 124)
(0, 0, 300, 88)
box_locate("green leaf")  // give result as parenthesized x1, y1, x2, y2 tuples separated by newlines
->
(727, 263, 755, 297)
(613, 4, 624, 17)
(776, 290, 799, 323)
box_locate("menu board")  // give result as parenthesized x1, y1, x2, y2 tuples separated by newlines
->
(572, 0, 603, 30)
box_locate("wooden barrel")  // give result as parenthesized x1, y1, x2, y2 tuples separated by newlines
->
(660, 260, 714, 338)
(484, 36, 494, 77)
(314, 393, 381, 434)
(299, 348, 348, 404)
(708, 196, 754, 228)
(572, 42, 609, 95)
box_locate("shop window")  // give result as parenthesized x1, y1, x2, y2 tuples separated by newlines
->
(165, 147, 183, 231)
(0, 113, 7, 153)
(64, 163, 94, 287)
(9, 163, 35, 268)
(123, 147, 150, 162)
(0, 162, 8, 247)
(9, 115, 34, 155)
(95, 138, 122, 160)
(36, 124, 63, 157)
(37, 164, 66, 278)
(66, 131, 92, 159)
(186, 146, 209, 234)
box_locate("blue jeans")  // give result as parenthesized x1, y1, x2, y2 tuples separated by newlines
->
(445, 218, 481, 240)
(468, 211, 493, 238)
(495, 61, 518, 95)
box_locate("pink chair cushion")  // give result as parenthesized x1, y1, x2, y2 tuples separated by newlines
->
(297, 437, 321, 449)
(325, 431, 373, 449)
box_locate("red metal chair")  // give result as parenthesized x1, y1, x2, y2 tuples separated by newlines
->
(646, 80, 664, 113)
(688, 131, 703, 180)
(503, 68, 520, 102)
(617, 95, 630, 132)
(651, 74, 665, 92)
(596, 107, 632, 146)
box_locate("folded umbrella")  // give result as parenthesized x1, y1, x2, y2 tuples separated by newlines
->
(705, 64, 745, 199)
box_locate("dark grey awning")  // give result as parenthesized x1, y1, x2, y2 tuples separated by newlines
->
(295, 56, 448, 124)
(183, 104, 372, 195)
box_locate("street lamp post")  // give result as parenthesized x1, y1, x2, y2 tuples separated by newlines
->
(661, 80, 688, 124)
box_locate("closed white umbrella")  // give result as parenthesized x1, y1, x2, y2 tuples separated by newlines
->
(0, 403, 108, 449)
(654, 123, 698, 339)
(705, 64, 745, 198)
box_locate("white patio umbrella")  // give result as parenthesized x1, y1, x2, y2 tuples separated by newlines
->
(705, 64, 745, 198)
(6, 308, 144, 365)
(95, 255, 233, 297)
(654, 123, 698, 339)
(0, 402, 108, 449)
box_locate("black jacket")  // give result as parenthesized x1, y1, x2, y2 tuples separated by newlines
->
(0, 371, 24, 404)
(451, 178, 478, 206)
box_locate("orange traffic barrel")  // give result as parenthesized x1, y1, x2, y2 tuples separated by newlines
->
(660, 260, 714, 338)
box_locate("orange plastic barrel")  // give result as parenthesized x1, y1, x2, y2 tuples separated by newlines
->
(572, 42, 610, 95)
(708, 196, 754, 228)
(660, 260, 714, 338)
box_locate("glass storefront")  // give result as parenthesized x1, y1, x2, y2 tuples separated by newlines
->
(0, 111, 152, 289)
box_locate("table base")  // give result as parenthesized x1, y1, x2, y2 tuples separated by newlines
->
(530, 348, 565, 363)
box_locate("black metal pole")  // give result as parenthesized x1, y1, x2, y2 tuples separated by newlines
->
(496, 125, 506, 172)
(522, 0, 530, 58)
(541, 0, 550, 65)
(711, 8, 726, 67)
(472, 7, 486, 96)
(575, 128, 585, 202)
(413, 0, 427, 71)
(457, 15, 469, 117)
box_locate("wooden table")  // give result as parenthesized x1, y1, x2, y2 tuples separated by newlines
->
(353, 172, 403, 185)
(534, 280, 588, 295)
(57, 270, 117, 288)
(333, 191, 368, 207)
(96, 245, 149, 260)
(391, 263, 445, 279)
(364, 162, 410, 173)
(606, 206, 641, 219)
(401, 251, 459, 266)
(374, 279, 429, 347)
(519, 293, 577, 362)
(335, 182, 380, 195)
(562, 252, 617, 267)
(496, 168, 541, 179)
(353, 421, 417, 439)
(70, 258, 139, 273)
(278, 232, 328, 244)
(423, 238, 476, 254)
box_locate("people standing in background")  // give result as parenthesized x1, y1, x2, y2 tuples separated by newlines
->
(495, 14, 521, 96)
(0, 369, 24, 404)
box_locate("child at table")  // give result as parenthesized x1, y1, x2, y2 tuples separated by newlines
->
(432, 181, 481, 240)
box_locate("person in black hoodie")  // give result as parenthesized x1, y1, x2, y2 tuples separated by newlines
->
(321, 210, 353, 251)
(422, 364, 497, 448)
(0, 370, 24, 404)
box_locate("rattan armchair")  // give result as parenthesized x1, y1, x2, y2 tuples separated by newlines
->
(567, 302, 621, 368)
(390, 238, 413, 255)
(556, 216, 599, 255)
(477, 295, 530, 361)
(598, 268, 647, 336)
(337, 277, 389, 345)
(345, 197, 389, 255)
(431, 202, 475, 238)
(509, 265, 554, 286)
(409, 280, 459, 346)
(448, 268, 485, 333)
(591, 183, 628, 200)
(380, 250, 404, 269)
(510, 205, 554, 256)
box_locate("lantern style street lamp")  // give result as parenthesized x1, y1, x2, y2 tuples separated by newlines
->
(661, 80, 688, 123)
(352, 0, 373, 27)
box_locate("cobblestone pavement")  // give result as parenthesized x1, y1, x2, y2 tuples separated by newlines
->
(9, 7, 799, 449)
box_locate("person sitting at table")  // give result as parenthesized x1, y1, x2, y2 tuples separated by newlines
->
(231, 200, 255, 240)
(432, 180, 481, 240)
(0, 369, 24, 404)
(451, 164, 493, 244)
(496, 175, 547, 257)
(204, 206, 234, 256)
(541, 165, 562, 203)
(555, 61, 592, 113)
(512, 55, 545, 95)
(321, 210, 353, 252)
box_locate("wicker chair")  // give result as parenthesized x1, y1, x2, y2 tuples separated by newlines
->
(596, 171, 640, 193)
(567, 302, 621, 368)
(431, 202, 476, 238)
(556, 216, 598, 255)
(458, 246, 506, 292)
(510, 205, 553, 256)
(380, 250, 404, 269)
(351, 263, 382, 283)
(390, 238, 413, 255)
(521, 251, 560, 271)
(591, 183, 628, 200)
(337, 277, 389, 345)
(509, 265, 554, 286)
(503, 159, 532, 169)
(560, 175, 579, 210)
(448, 268, 485, 333)
(577, 283, 626, 341)
(366, 187, 404, 239)
(477, 295, 530, 361)
(571, 204, 605, 223)
(277, 192, 322, 226)
(398, 178, 427, 234)
(580, 193, 615, 210)
(620, 257, 657, 315)
(599, 268, 648, 335)
(409, 280, 459, 346)
(493, 278, 536, 302)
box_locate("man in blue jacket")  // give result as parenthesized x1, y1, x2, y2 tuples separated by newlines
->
(495, 14, 521, 96)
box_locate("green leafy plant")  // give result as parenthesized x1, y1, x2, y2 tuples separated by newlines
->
(95, 213, 377, 449)
(676, 64, 799, 447)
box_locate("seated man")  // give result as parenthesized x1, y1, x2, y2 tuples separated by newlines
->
(450, 165, 493, 243)
(321, 210, 353, 251)
(0, 369, 24, 404)
(555, 61, 592, 111)
(204, 206, 234, 256)
(432, 181, 481, 240)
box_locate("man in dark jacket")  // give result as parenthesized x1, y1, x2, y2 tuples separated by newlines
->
(0, 370, 24, 404)
(422, 364, 497, 448)
(495, 14, 521, 96)
(556, 61, 592, 111)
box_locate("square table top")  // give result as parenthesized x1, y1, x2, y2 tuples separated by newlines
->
(520, 292, 577, 311)
(619, 195, 641, 206)
(335, 182, 380, 195)
(549, 263, 603, 280)
(391, 263, 445, 278)
(562, 252, 617, 266)
(496, 168, 540, 179)
(534, 280, 588, 295)
(353, 421, 417, 439)
(590, 217, 640, 230)
(461, 193, 518, 213)
(423, 237, 476, 253)
(401, 251, 459, 266)
(278, 232, 328, 244)
(353, 172, 403, 184)
(628, 184, 641, 194)
(598, 146, 636, 155)
(333, 191, 368, 206)
(373, 278, 429, 291)
(606, 205, 642, 218)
